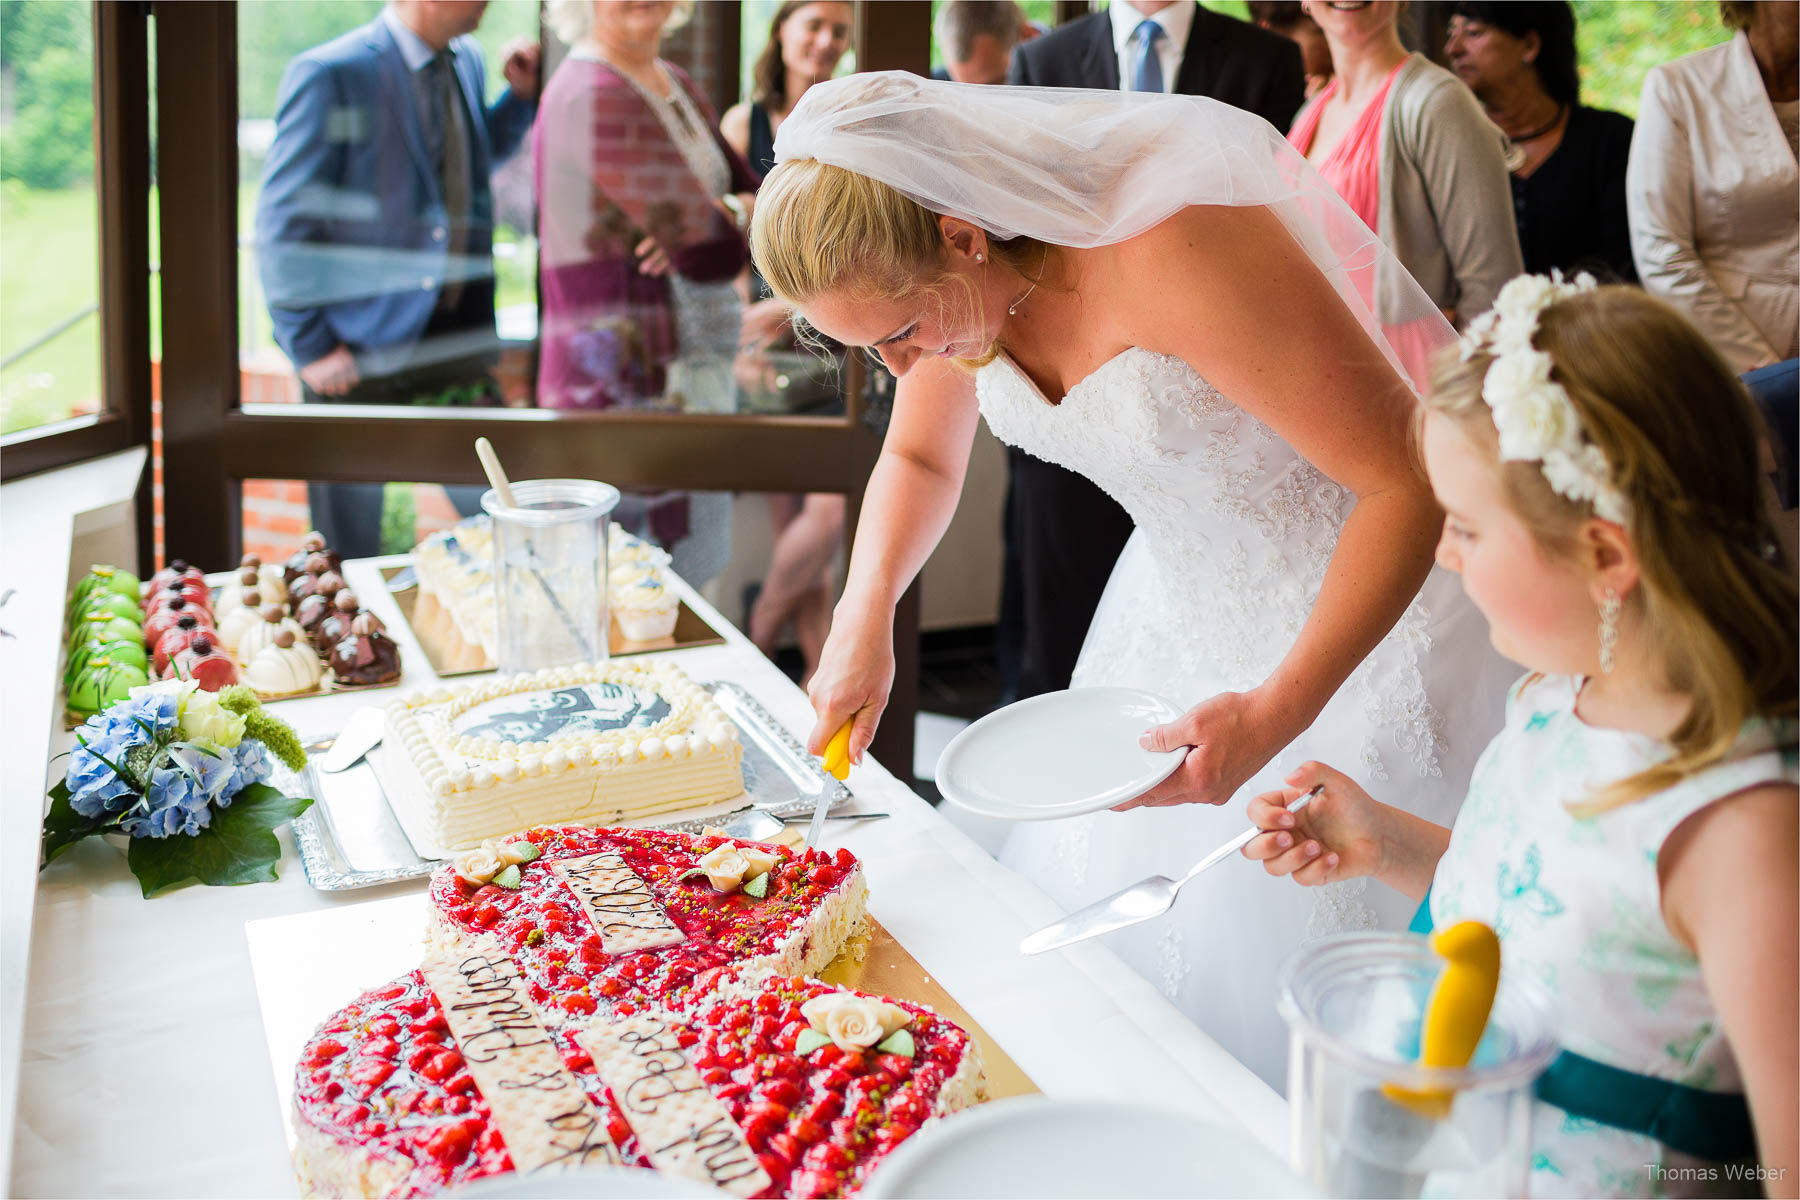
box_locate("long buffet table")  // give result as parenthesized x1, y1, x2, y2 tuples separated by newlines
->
(4, 470, 1288, 1197)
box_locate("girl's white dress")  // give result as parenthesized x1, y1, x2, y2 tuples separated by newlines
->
(1430, 673, 1796, 1197)
(979, 347, 1518, 1089)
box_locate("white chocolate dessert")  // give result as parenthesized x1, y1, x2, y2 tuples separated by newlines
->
(244, 627, 325, 697)
(384, 660, 744, 850)
(236, 603, 310, 667)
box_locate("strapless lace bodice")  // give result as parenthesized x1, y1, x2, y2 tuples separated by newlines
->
(979, 349, 1352, 694)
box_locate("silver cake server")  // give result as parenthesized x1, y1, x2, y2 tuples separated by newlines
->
(1019, 784, 1322, 955)
(317, 707, 386, 774)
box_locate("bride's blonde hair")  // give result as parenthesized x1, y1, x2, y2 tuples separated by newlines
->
(750, 157, 1048, 367)
(1427, 285, 1797, 811)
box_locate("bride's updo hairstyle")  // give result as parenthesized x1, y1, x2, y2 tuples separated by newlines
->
(1427, 284, 1797, 811)
(751, 156, 1046, 366)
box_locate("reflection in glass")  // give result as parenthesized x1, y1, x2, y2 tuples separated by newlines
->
(245, 1, 539, 556)
(0, 1, 102, 436)
(535, 0, 761, 585)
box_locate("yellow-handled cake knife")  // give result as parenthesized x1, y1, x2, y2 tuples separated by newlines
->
(805, 719, 855, 849)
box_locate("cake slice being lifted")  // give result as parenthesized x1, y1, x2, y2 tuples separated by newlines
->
(383, 660, 744, 851)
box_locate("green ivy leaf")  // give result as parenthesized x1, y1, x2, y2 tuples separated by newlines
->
(875, 1028, 916, 1058)
(742, 872, 769, 899)
(41, 780, 108, 865)
(125, 785, 314, 898)
(494, 864, 522, 890)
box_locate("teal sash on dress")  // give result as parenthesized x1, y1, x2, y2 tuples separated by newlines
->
(1406, 891, 1756, 1164)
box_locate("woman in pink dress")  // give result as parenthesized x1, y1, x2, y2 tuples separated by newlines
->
(1288, 0, 1521, 335)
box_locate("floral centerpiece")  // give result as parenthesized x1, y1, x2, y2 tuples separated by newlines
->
(42, 680, 313, 897)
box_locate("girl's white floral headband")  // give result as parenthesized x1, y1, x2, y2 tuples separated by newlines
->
(1459, 272, 1631, 525)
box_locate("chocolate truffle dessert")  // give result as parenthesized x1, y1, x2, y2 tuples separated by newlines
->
(327, 611, 401, 685)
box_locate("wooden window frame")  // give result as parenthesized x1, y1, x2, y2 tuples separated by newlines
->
(0, 1, 154, 501)
(154, 0, 935, 779)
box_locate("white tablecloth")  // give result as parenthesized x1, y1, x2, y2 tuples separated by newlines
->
(11, 558, 1287, 1197)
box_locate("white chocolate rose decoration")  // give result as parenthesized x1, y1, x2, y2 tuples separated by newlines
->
(483, 838, 533, 868)
(740, 845, 779, 879)
(800, 992, 912, 1051)
(455, 847, 503, 886)
(698, 844, 751, 892)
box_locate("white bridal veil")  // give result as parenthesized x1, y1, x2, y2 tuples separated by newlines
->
(773, 71, 1456, 389)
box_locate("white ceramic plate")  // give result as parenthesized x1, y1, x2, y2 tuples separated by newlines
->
(860, 1096, 1316, 1199)
(934, 687, 1187, 820)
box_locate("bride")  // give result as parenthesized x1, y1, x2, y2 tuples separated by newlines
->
(750, 72, 1515, 1087)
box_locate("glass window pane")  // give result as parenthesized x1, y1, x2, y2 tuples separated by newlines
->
(0, 0, 101, 435)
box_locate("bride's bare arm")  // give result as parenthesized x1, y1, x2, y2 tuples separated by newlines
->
(805, 358, 982, 759)
(1117, 204, 1442, 805)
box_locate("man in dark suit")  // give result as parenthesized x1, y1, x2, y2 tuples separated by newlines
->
(996, 2, 1304, 702)
(255, 0, 538, 557)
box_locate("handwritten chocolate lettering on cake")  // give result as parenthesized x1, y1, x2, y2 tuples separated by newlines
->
(420, 951, 623, 1174)
(550, 852, 687, 954)
(453, 683, 673, 746)
(578, 1015, 771, 1197)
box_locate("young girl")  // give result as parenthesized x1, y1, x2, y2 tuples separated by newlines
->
(1245, 275, 1798, 1197)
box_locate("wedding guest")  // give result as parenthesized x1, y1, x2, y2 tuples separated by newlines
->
(255, 0, 539, 557)
(1626, 1, 1798, 375)
(535, 0, 758, 585)
(1247, 1, 1333, 97)
(933, 1, 1032, 86)
(1288, 0, 1523, 333)
(1000, 0, 1308, 701)
(1247, 277, 1797, 1196)
(1446, 2, 1636, 283)
(722, 0, 854, 678)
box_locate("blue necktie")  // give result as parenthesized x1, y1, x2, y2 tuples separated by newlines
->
(1131, 18, 1165, 92)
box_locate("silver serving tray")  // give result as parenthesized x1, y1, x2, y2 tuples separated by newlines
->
(290, 680, 851, 891)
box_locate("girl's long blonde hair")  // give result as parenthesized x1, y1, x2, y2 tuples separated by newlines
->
(1430, 286, 1797, 812)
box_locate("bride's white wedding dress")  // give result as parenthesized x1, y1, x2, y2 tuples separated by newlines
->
(978, 348, 1516, 1090)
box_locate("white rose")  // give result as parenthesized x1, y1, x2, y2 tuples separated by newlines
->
(455, 848, 503, 886)
(801, 992, 913, 1050)
(483, 838, 533, 868)
(698, 844, 750, 892)
(1493, 381, 1578, 465)
(1492, 273, 1558, 323)
(179, 689, 247, 749)
(740, 846, 779, 879)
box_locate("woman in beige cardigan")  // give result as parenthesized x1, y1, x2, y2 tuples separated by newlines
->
(1289, 1, 1522, 331)
(1626, 1, 1797, 376)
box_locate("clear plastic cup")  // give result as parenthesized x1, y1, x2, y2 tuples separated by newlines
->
(1277, 932, 1558, 1199)
(480, 479, 621, 674)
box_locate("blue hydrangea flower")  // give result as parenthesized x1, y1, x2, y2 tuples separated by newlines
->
(228, 739, 276, 797)
(65, 711, 158, 820)
(120, 744, 238, 839)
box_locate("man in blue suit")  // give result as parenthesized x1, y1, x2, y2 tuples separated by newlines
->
(255, 0, 538, 557)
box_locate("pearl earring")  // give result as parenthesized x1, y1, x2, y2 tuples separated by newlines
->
(1597, 587, 1620, 675)
(975, 253, 984, 263)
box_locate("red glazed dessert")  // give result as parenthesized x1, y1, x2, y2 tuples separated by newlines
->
(164, 632, 238, 691)
(144, 579, 212, 619)
(291, 827, 983, 1199)
(152, 614, 209, 675)
(147, 559, 206, 598)
(143, 597, 215, 652)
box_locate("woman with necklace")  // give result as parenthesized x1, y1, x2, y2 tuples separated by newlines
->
(533, 0, 760, 585)
(1286, 0, 1521, 332)
(1446, 2, 1636, 284)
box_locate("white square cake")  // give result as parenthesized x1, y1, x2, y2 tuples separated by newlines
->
(383, 660, 744, 850)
